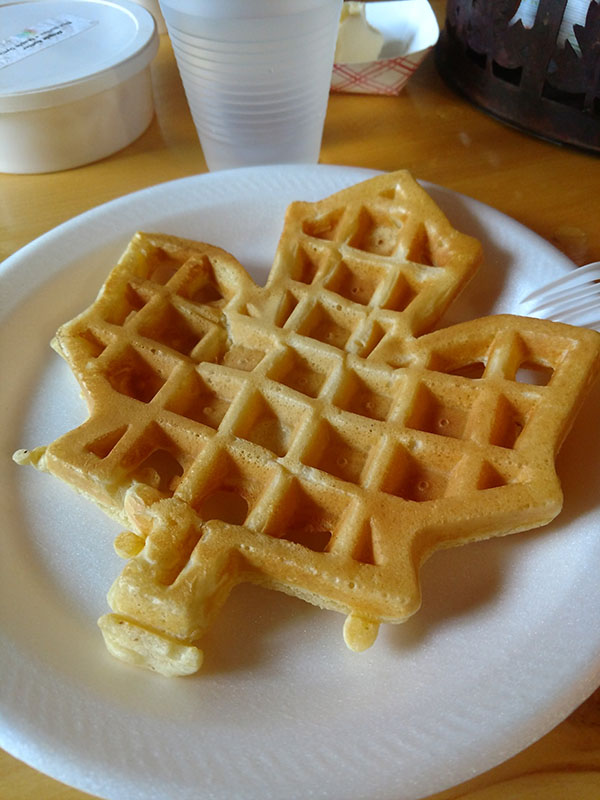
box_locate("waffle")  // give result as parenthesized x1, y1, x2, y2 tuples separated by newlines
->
(14, 171, 600, 676)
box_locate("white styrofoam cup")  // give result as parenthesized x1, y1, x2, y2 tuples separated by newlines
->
(158, 0, 343, 171)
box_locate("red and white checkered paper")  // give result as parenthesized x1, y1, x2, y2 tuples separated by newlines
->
(331, 48, 432, 96)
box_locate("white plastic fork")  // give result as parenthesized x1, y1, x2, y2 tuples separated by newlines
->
(520, 260, 600, 331)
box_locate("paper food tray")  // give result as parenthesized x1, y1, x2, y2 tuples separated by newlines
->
(331, 0, 440, 95)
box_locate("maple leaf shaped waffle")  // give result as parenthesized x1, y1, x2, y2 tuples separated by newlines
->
(15, 171, 600, 676)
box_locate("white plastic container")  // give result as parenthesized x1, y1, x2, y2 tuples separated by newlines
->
(131, 0, 166, 34)
(0, 0, 159, 173)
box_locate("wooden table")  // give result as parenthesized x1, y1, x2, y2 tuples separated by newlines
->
(2, 3, 600, 797)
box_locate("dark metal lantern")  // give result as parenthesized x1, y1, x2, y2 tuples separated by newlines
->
(435, 0, 600, 152)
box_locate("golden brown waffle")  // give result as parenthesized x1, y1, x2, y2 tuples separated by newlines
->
(14, 171, 600, 676)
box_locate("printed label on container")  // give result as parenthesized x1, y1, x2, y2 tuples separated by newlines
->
(0, 15, 98, 69)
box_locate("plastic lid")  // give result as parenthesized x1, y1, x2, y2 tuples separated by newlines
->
(0, 0, 158, 112)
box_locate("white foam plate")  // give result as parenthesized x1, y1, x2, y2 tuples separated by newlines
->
(1, 164, 599, 800)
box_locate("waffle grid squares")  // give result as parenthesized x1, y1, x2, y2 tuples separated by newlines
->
(55, 223, 581, 529)
(61, 239, 556, 544)
(19, 171, 600, 675)
(59, 237, 578, 521)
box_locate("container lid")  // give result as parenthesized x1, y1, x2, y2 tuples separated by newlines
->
(0, 0, 158, 112)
